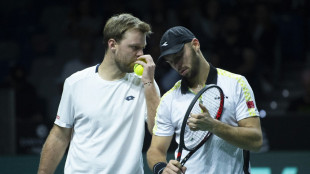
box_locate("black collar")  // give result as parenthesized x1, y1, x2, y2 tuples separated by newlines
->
(181, 63, 218, 94)
(206, 63, 218, 85)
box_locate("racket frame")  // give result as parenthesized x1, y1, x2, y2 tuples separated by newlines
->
(176, 85, 224, 165)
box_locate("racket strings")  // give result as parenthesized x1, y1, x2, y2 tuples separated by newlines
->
(184, 88, 221, 150)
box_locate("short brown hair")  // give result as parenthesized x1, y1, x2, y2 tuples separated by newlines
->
(103, 13, 152, 51)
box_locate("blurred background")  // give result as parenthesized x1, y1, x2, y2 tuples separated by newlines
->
(0, 0, 309, 173)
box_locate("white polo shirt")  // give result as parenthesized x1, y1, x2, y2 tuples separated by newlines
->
(153, 66, 259, 174)
(55, 65, 159, 174)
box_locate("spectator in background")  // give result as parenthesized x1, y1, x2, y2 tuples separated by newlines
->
(211, 13, 261, 96)
(65, 0, 102, 39)
(58, 37, 98, 90)
(175, 0, 200, 31)
(2, 64, 47, 154)
(147, 0, 181, 95)
(250, 3, 277, 70)
(4, 64, 46, 125)
(287, 69, 310, 114)
(146, 0, 169, 59)
(196, 0, 222, 54)
(249, 3, 277, 92)
(19, 28, 55, 71)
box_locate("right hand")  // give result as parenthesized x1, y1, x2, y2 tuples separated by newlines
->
(135, 54, 156, 84)
(163, 160, 187, 174)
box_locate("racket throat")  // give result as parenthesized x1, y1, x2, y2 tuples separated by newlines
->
(177, 152, 182, 159)
(176, 152, 182, 161)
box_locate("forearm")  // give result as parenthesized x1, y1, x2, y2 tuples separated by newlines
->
(147, 135, 173, 172)
(144, 82, 160, 134)
(38, 140, 67, 173)
(211, 118, 262, 151)
(38, 126, 71, 174)
(147, 147, 167, 171)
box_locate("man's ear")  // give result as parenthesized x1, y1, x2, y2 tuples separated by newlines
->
(191, 38, 200, 50)
(108, 39, 117, 53)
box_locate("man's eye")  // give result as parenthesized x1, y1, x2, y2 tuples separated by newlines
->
(131, 46, 140, 50)
(174, 56, 181, 63)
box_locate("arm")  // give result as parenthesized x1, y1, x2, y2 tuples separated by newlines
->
(38, 124, 72, 174)
(137, 55, 160, 133)
(188, 104, 263, 152)
(210, 116, 262, 151)
(147, 135, 186, 174)
(147, 135, 172, 168)
(144, 82, 160, 133)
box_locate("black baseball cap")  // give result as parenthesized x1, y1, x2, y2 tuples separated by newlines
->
(158, 26, 195, 62)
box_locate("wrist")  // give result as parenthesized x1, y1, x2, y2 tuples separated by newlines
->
(143, 81, 153, 86)
(153, 162, 167, 174)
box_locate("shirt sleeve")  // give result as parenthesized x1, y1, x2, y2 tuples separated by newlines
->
(235, 76, 260, 121)
(152, 95, 175, 136)
(54, 78, 75, 128)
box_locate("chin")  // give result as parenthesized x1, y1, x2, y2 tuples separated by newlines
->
(184, 72, 193, 79)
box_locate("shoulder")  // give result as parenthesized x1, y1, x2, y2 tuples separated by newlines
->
(217, 68, 244, 82)
(161, 80, 182, 101)
(217, 68, 255, 100)
(65, 65, 97, 86)
(217, 68, 249, 88)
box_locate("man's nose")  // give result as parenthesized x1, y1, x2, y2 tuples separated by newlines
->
(137, 49, 144, 57)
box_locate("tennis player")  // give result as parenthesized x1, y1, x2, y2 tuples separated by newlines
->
(38, 13, 160, 174)
(147, 26, 263, 174)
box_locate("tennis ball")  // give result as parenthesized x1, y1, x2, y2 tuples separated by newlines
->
(134, 64, 144, 76)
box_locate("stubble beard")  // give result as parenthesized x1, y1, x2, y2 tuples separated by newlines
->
(114, 54, 133, 73)
(185, 48, 200, 79)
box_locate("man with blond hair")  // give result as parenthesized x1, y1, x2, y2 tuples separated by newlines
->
(38, 13, 160, 174)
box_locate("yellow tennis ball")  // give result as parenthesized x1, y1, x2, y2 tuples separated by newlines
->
(134, 64, 144, 76)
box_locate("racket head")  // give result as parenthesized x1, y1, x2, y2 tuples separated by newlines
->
(179, 85, 224, 151)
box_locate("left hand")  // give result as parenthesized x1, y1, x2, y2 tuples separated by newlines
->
(135, 54, 156, 84)
(187, 103, 215, 131)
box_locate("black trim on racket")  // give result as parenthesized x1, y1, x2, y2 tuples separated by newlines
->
(176, 85, 224, 166)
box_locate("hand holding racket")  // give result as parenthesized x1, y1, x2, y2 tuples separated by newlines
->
(176, 85, 224, 166)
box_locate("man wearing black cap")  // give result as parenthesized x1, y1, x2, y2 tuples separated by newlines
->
(147, 26, 263, 174)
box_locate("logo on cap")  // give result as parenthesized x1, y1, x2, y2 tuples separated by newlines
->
(158, 26, 195, 61)
(162, 42, 168, 46)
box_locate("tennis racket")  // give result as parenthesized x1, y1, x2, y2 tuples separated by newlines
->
(176, 84, 224, 165)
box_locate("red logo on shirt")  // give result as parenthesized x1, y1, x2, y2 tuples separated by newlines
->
(56, 115, 60, 119)
(246, 101, 255, 108)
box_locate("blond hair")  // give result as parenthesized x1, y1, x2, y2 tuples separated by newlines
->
(103, 13, 152, 51)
